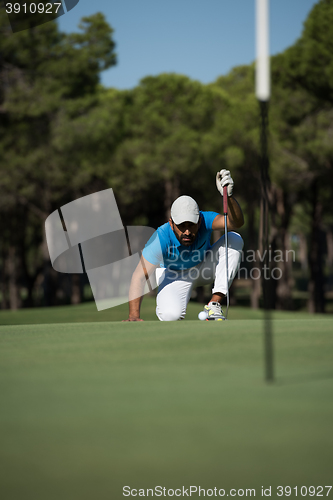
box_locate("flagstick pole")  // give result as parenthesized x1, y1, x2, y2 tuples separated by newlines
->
(256, 0, 274, 382)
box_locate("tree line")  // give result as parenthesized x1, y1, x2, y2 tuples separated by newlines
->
(0, 0, 332, 313)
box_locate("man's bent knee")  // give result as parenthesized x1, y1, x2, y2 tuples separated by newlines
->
(156, 306, 184, 321)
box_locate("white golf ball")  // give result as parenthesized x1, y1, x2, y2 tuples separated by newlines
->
(198, 311, 208, 321)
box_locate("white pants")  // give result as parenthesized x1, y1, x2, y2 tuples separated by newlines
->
(155, 232, 244, 321)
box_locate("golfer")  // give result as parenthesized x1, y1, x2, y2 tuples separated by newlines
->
(124, 170, 244, 321)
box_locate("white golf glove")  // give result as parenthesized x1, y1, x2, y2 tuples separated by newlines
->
(216, 169, 234, 197)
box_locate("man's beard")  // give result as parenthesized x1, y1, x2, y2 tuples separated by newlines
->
(178, 233, 195, 246)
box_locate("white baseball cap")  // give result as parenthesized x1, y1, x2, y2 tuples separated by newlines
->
(170, 195, 200, 225)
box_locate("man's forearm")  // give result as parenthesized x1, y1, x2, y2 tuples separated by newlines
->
(227, 196, 244, 228)
(128, 275, 146, 319)
(128, 296, 143, 319)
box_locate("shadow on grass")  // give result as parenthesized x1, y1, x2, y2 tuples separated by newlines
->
(276, 370, 333, 386)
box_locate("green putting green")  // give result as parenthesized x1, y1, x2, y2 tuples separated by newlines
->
(0, 304, 332, 499)
(0, 296, 318, 325)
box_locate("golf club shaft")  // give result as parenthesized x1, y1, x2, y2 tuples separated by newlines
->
(223, 186, 229, 318)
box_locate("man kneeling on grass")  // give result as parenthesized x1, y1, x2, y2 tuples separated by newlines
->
(124, 170, 244, 322)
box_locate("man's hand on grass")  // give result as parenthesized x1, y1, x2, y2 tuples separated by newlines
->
(122, 317, 144, 322)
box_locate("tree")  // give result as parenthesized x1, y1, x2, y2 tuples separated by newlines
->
(282, 0, 333, 104)
(109, 73, 230, 226)
(277, 0, 333, 312)
(271, 50, 333, 313)
(0, 11, 117, 308)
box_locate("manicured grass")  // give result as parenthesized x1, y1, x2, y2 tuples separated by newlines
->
(0, 312, 332, 499)
(0, 296, 320, 325)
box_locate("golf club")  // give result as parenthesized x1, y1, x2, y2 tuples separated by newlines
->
(223, 185, 229, 319)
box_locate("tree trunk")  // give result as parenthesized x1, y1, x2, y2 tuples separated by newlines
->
(307, 180, 326, 313)
(299, 233, 308, 272)
(275, 229, 294, 310)
(246, 201, 260, 309)
(7, 246, 22, 310)
(71, 274, 82, 305)
(251, 263, 261, 309)
(41, 223, 57, 306)
(19, 243, 42, 308)
(1, 249, 9, 309)
(326, 227, 333, 268)
(164, 177, 180, 220)
(269, 186, 293, 310)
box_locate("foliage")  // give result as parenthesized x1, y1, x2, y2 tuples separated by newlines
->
(0, 10, 117, 307)
(281, 0, 333, 104)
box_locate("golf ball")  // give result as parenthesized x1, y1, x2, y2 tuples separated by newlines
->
(198, 311, 208, 321)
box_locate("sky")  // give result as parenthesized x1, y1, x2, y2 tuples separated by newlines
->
(57, 0, 318, 90)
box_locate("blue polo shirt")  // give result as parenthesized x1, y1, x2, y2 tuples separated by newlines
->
(142, 211, 219, 270)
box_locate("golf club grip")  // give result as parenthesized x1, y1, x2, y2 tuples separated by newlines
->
(223, 185, 228, 214)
